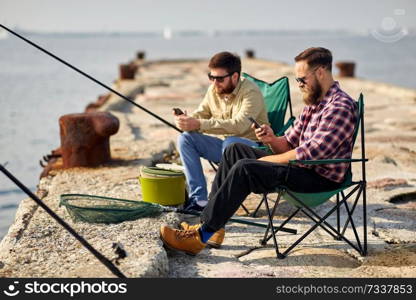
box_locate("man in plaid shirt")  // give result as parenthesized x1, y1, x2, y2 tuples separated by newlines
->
(284, 81, 357, 183)
(160, 47, 358, 256)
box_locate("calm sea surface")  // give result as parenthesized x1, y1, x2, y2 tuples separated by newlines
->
(0, 31, 415, 238)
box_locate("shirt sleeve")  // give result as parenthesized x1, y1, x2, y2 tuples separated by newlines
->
(190, 91, 212, 120)
(295, 103, 356, 161)
(198, 88, 265, 135)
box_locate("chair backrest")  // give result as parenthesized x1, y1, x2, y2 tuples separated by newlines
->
(283, 94, 365, 208)
(242, 73, 293, 134)
(352, 93, 364, 149)
(343, 93, 365, 184)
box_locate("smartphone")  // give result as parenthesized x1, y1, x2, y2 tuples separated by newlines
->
(173, 108, 184, 115)
(247, 116, 261, 129)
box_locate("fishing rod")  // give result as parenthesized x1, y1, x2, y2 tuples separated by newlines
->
(0, 24, 181, 133)
(0, 164, 126, 278)
(0, 24, 218, 172)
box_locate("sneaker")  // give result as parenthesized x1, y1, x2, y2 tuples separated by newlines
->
(180, 222, 225, 249)
(183, 201, 205, 213)
(159, 225, 206, 256)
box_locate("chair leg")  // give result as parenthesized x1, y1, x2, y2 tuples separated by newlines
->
(251, 194, 266, 217)
(261, 193, 281, 243)
(340, 189, 360, 235)
(240, 203, 251, 215)
(262, 192, 285, 259)
(299, 209, 339, 240)
(263, 208, 300, 244)
(280, 186, 364, 256)
(339, 186, 366, 255)
(341, 191, 363, 254)
(208, 160, 217, 172)
(281, 203, 343, 257)
(240, 193, 268, 217)
(363, 183, 367, 256)
(336, 193, 341, 240)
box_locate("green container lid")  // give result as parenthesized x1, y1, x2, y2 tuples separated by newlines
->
(140, 166, 184, 178)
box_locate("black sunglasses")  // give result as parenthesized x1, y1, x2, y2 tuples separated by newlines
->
(295, 66, 320, 85)
(295, 76, 307, 85)
(208, 72, 233, 82)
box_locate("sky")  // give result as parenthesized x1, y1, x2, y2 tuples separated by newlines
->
(1, 0, 415, 33)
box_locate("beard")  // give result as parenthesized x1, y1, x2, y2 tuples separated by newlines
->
(215, 80, 236, 95)
(301, 77, 322, 105)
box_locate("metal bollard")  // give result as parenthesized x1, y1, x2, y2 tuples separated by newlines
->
(137, 51, 146, 60)
(85, 94, 111, 113)
(59, 112, 119, 168)
(119, 63, 138, 79)
(245, 49, 255, 59)
(335, 61, 356, 77)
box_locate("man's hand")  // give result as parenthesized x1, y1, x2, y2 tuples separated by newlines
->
(253, 124, 276, 144)
(173, 110, 201, 131)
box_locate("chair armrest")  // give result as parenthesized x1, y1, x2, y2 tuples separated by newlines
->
(252, 145, 273, 154)
(289, 158, 368, 165)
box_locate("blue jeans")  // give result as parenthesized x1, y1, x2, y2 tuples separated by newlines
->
(177, 132, 258, 205)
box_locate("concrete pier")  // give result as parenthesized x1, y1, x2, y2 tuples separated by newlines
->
(0, 58, 415, 278)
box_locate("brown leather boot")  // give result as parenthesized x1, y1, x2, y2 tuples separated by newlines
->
(160, 225, 206, 256)
(180, 222, 225, 249)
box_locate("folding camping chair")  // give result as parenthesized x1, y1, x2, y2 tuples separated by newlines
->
(260, 94, 367, 259)
(239, 73, 295, 216)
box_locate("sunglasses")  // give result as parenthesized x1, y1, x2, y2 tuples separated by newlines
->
(295, 66, 320, 85)
(208, 72, 233, 82)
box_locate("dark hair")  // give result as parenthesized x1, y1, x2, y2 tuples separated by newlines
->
(208, 52, 241, 75)
(294, 47, 332, 71)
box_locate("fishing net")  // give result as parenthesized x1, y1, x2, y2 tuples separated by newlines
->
(59, 194, 164, 224)
(59, 193, 265, 229)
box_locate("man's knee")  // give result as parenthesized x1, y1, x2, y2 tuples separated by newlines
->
(223, 142, 251, 158)
(231, 158, 253, 173)
(223, 142, 239, 157)
(177, 131, 196, 148)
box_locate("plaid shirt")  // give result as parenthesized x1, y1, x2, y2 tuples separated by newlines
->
(285, 82, 357, 183)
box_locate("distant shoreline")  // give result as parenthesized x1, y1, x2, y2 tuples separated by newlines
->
(8, 28, 416, 38)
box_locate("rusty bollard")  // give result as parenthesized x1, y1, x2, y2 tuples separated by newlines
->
(85, 93, 111, 113)
(39, 147, 63, 178)
(119, 63, 138, 79)
(245, 49, 255, 59)
(137, 51, 146, 60)
(59, 112, 119, 168)
(335, 61, 356, 77)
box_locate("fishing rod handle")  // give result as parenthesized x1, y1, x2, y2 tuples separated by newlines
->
(0, 164, 126, 278)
